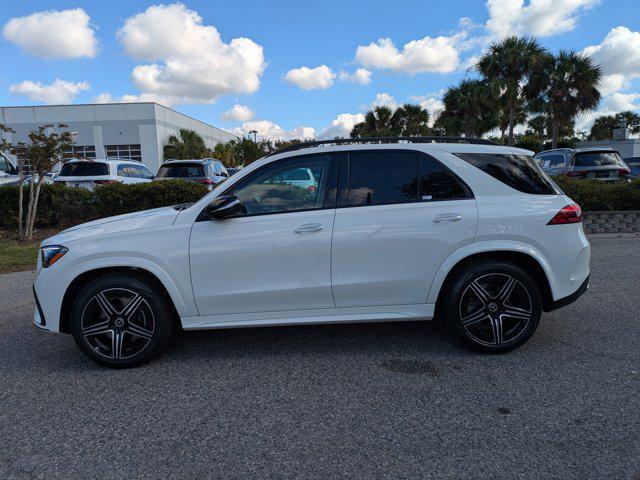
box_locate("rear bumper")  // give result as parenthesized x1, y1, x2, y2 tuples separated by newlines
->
(549, 275, 589, 311)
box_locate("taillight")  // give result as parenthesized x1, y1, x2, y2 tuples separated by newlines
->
(93, 179, 118, 185)
(566, 171, 587, 177)
(307, 185, 316, 193)
(195, 178, 214, 185)
(548, 204, 582, 225)
(619, 167, 630, 176)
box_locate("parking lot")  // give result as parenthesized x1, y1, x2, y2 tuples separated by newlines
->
(1, 234, 639, 479)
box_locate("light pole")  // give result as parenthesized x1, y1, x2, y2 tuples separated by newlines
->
(248, 130, 258, 143)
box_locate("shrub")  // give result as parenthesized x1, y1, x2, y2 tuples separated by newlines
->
(553, 176, 640, 211)
(0, 180, 209, 230)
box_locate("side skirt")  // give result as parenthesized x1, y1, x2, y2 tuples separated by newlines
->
(180, 303, 435, 331)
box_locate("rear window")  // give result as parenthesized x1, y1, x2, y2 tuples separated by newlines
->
(274, 168, 312, 181)
(156, 163, 205, 178)
(574, 151, 624, 167)
(60, 162, 109, 176)
(455, 153, 559, 195)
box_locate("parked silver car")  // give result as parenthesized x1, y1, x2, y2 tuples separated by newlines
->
(54, 159, 155, 190)
(535, 147, 630, 180)
(154, 159, 229, 189)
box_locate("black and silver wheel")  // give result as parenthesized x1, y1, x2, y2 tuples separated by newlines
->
(70, 273, 174, 368)
(443, 260, 542, 353)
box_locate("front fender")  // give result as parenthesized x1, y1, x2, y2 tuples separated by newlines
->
(426, 240, 556, 304)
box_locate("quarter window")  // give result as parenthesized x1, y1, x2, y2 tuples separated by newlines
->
(420, 156, 470, 201)
(230, 155, 333, 215)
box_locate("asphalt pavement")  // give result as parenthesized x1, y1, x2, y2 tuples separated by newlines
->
(1, 235, 639, 479)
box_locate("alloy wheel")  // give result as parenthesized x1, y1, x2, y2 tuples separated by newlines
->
(80, 288, 155, 360)
(458, 273, 533, 346)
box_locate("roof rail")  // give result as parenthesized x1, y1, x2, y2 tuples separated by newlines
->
(264, 136, 498, 157)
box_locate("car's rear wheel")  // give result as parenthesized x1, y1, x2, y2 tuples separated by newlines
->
(70, 273, 174, 368)
(443, 260, 542, 353)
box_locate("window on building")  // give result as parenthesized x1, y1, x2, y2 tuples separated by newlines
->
(105, 144, 142, 162)
(64, 145, 96, 160)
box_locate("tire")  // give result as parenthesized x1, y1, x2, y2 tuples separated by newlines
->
(442, 260, 542, 353)
(70, 273, 174, 368)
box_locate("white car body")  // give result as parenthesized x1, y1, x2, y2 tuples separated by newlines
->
(54, 159, 154, 190)
(34, 142, 589, 340)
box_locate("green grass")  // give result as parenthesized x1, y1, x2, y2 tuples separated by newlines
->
(0, 236, 41, 273)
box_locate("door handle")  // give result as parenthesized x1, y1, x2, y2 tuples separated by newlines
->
(433, 214, 462, 223)
(295, 223, 324, 233)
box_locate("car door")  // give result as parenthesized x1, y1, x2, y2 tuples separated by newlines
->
(331, 150, 477, 308)
(189, 153, 338, 316)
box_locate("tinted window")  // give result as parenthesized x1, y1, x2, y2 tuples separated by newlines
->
(0, 156, 17, 174)
(117, 165, 133, 177)
(550, 155, 566, 168)
(455, 153, 559, 195)
(156, 163, 205, 178)
(574, 151, 624, 167)
(420, 156, 470, 200)
(347, 151, 418, 206)
(625, 157, 640, 167)
(60, 162, 109, 176)
(231, 155, 332, 215)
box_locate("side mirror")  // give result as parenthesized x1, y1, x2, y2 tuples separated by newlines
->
(204, 195, 246, 220)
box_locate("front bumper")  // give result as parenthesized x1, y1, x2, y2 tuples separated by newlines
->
(549, 275, 589, 311)
(33, 285, 49, 330)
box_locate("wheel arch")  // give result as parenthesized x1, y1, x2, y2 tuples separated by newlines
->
(59, 266, 181, 334)
(429, 245, 555, 314)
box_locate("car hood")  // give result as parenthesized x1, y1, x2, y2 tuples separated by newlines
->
(44, 206, 181, 245)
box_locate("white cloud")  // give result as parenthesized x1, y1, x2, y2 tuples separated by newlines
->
(575, 92, 640, 132)
(370, 93, 398, 110)
(338, 68, 373, 85)
(284, 65, 336, 90)
(117, 3, 266, 104)
(485, 0, 598, 39)
(93, 91, 176, 106)
(598, 74, 629, 96)
(355, 34, 463, 74)
(319, 113, 366, 139)
(234, 120, 315, 141)
(10, 79, 90, 104)
(221, 104, 255, 122)
(2, 8, 97, 59)
(582, 26, 640, 78)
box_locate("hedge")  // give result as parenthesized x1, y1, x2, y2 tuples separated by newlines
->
(0, 178, 639, 232)
(0, 180, 209, 230)
(553, 177, 640, 211)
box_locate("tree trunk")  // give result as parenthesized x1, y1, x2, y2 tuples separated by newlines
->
(17, 160, 24, 239)
(23, 177, 35, 241)
(26, 176, 45, 241)
(508, 100, 515, 146)
(552, 117, 559, 149)
(500, 127, 506, 144)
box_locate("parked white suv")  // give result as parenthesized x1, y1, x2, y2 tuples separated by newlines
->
(54, 159, 155, 190)
(34, 138, 590, 367)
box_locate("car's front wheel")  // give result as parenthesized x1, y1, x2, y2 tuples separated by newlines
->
(70, 273, 174, 368)
(443, 260, 543, 353)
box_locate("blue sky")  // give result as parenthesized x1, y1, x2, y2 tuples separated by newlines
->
(1, 0, 639, 139)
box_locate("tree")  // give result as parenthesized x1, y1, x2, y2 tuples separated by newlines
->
(395, 104, 430, 136)
(526, 115, 547, 138)
(213, 141, 238, 167)
(434, 80, 498, 137)
(163, 129, 210, 159)
(7, 124, 74, 240)
(526, 50, 601, 148)
(588, 111, 640, 140)
(497, 97, 527, 144)
(477, 36, 546, 145)
(232, 138, 271, 166)
(350, 106, 402, 138)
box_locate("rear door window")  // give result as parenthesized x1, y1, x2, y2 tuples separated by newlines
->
(455, 153, 560, 195)
(574, 151, 624, 167)
(156, 163, 205, 178)
(346, 151, 419, 207)
(60, 162, 109, 176)
(420, 155, 471, 201)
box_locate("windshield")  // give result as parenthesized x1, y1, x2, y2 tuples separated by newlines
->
(60, 162, 109, 176)
(156, 163, 205, 178)
(574, 151, 624, 167)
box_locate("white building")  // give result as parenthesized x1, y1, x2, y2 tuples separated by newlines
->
(0, 102, 238, 172)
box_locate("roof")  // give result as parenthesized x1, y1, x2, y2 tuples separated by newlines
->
(536, 147, 618, 155)
(66, 158, 144, 164)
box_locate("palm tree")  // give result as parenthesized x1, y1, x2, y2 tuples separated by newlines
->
(163, 129, 209, 159)
(497, 97, 527, 144)
(477, 36, 546, 146)
(526, 50, 601, 148)
(350, 106, 402, 138)
(588, 111, 640, 140)
(435, 80, 498, 138)
(395, 103, 430, 136)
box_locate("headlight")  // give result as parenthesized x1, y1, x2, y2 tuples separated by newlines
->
(41, 245, 68, 268)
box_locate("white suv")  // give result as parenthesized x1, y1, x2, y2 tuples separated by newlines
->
(54, 159, 155, 190)
(33, 138, 590, 368)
